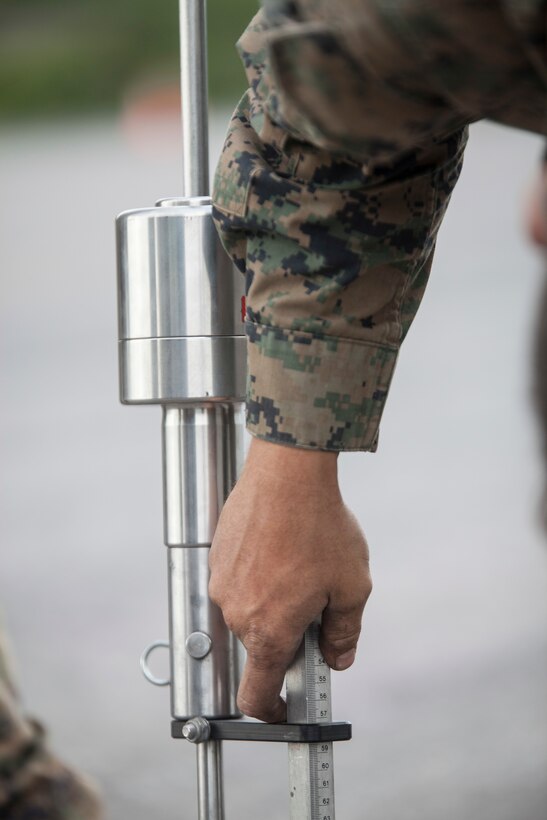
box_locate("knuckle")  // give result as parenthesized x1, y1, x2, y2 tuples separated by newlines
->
(354, 564, 373, 597)
(362, 574, 373, 600)
(220, 606, 242, 636)
(222, 613, 237, 635)
(243, 625, 287, 666)
(236, 692, 261, 719)
(236, 693, 255, 718)
(325, 628, 361, 654)
(208, 576, 223, 606)
(209, 593, 240, 635)
(236, 692, 284, 723)
(347, 572, 372, 608)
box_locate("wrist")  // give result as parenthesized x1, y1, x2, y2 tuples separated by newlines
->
(245, 436, 339, 487)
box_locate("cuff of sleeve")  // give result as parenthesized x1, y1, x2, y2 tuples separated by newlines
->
(245, 322, 398, 452)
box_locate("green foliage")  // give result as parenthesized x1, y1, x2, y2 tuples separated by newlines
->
(0, 0, 257, 118)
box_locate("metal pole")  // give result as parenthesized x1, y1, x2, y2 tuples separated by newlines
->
(179, 0, 209, 197)
(164, 404, 244, 820)
(178, 2, 222, 811)
(197, 741, 224, 820)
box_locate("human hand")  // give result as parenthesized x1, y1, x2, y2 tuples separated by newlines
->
(209, 437, 372, 722)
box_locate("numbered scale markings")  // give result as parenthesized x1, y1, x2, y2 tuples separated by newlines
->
(286, 622, 335, 820)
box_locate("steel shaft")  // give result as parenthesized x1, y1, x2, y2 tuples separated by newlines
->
(164, 404, 244, 722)
(197, 741, 224, 820)
(177, 3, 226, 816)
(179, 0, 209, 197)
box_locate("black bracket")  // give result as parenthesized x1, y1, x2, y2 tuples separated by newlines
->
(171, 719, 352, 743)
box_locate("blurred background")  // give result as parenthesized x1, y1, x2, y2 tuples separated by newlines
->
(0, 1, 546, 819)
(0, 0, 250, 119)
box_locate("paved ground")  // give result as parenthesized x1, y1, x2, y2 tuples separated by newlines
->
(0, 114, 546, 819)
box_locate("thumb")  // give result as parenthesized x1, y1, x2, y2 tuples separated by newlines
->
(319, 595, 365, 671)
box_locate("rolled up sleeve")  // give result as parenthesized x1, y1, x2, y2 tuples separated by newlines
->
(213, 0, 546, 451)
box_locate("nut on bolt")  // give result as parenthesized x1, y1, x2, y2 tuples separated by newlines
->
(182, 717, 211, 743)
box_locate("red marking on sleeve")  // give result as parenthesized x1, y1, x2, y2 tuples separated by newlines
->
(241, 296, 246, 323)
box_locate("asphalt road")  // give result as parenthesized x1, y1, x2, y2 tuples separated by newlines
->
(0, 114, 546, 819)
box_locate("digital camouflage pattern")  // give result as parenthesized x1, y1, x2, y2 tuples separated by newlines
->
(0, 627, 103, 819)
(213, 0, 547, 450)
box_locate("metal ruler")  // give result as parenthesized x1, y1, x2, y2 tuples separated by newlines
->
(286, 621, 335, 820)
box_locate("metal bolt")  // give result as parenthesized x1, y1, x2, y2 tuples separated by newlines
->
(182, 723, 198, 741)
(182, 717, 211, 743)
(186, 631, 212, 659)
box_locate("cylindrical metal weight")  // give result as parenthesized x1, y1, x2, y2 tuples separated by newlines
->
(117, 199, 242, 340)
(116, 197, 245, 405)
(120, 336, 246, 406)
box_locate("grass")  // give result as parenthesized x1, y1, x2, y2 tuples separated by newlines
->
(0, 0, 258, 119)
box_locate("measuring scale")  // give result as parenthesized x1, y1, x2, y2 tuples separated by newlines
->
(287, 622, 336, 820)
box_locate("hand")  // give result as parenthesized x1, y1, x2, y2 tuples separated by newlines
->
(209, 437, 372, 722)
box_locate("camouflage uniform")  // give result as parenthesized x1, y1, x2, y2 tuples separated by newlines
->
(0, 626, 103, 819)
(213, 0, 547, 451)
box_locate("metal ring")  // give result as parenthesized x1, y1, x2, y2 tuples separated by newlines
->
(140, 640, 171, 687)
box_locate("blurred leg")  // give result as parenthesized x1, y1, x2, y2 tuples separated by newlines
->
(0, 625, 103, 819)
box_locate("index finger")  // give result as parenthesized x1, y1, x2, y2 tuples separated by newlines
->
(237, 631, 302, 722)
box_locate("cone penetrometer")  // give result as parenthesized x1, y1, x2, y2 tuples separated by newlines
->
(116, 3, 350, 818)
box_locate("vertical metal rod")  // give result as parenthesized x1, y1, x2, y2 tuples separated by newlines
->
(178, 4, 223, 814)
(179, 0, 210, 197)
(197, 741, 225, 820)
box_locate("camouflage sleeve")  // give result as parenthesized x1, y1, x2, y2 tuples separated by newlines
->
(0, 627, 103, 817)
(213, 0, 547, 452)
